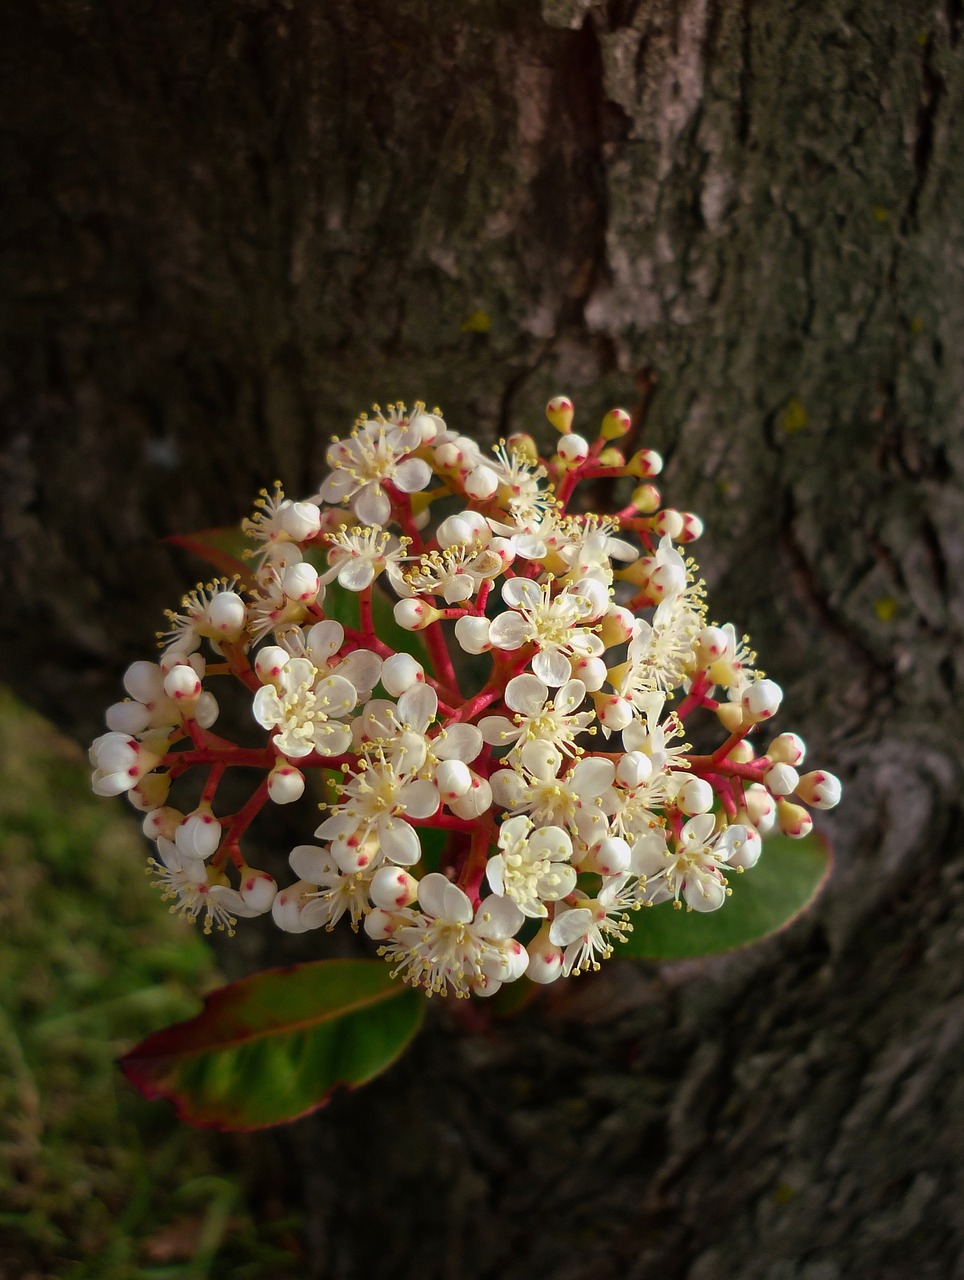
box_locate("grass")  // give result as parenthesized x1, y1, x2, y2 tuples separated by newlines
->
(0, 687, 304, 1279)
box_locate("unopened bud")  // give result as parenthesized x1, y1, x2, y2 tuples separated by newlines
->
(627, 449, 663, 478)
(394, 598, 442, 631)
(795, 770, 842, 810)
(600, 407, 632, 440)
(206, 591, 246, 640)
(381, 652, 425, 696)
(267, 763, 306, 805)
(526, 922, 565, 984)
(653, 508, 684, 540)
(556, 433, 589, 465)
(677, 776, 715, 815)
(679, 512, 704, 542)
(768, 732, 807, 767)
(776, 799, 813, 838)
(255, 645, 290, 684)
(239, 868, 278, 912)
(631, 483, 662, 514)
(765, 763, 799, 796)
(370, 867, 419, 910)
(546, 395, 575, 434)
(593, 693, 634, 732)
(741, 679, 783, 722)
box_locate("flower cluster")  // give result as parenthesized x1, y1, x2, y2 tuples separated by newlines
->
(90, 397, 841, 996)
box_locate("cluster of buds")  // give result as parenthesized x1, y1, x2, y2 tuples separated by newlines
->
(89, 396, 841, 997)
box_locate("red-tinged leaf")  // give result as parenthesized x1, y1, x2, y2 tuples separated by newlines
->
(616, 831, 833, 962)
(165, 526, 254, 585)
(119, 959, 424, 1130)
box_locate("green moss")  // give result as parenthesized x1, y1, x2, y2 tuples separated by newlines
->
(0, 689, 301, 1278)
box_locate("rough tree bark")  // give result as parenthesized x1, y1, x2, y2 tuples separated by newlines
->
(3, 2, 964, 1277)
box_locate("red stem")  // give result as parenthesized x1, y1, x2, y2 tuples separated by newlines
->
(457, 818, 496, 908)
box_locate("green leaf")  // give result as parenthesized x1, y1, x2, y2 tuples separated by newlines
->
(616, 831, 832, 962)
(119, 959, 424, 1130)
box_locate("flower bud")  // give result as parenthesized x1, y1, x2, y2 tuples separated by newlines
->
(741, 679, 783, 722)
(616, 751, 653, 789)
(370, 867, 419, 911)
(239, 868, 278, 913)
(768, 732, 807, 767)
(195, 691, 219, 729)
(447, 773, 492, 819)
(599, 606, 635, 647)
(176, 809, 222, 861)
(556, 433, 589, 465)
(436, 510, 490, 548)
(764, 763, 799, 796)
(106, 700, 152, 735)
(572, 655, 607, 691)
(678, 512, 704, 542)
(600, 407, 632, 440)
(282, 561, 320, 604)
(255, 645, 291, 684)
(696, 626, 729, 663)
(206, 591, 246, 641)
(795, 770, 842, 810)
(163, 664, 202, 705)
(394, 598, 442, 631)
(546, 395, 574, 433)
(278, 499, 322, 542)
(142, 806, 183, 841)
(454, 615, 492, 653)
(776, 799, 813, 838)
(653, 508, 684, 540)
(649, 560, 686, 599)
(677, 776, 715, 815)
(593, 693, 634, 732)
(267, 763, 306, 805)
(364, 908, 397, 940)
(436, 759, 473, 802)
(631, 483, 661, 513)
(272, 883, 311, 933)
(380, 652, 425, 696)
(464, 466, 499, 499)
(627, 448, 663, 478)
(525, 922, 565, 984)
(597, 447, 625, 468)
(581, 836, 631, 876)
(744, 783, 777, 834)
(727, 740, 755, 764)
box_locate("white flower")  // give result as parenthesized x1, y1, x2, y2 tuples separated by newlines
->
(149, 839, 265, 936)
(278, 844, 375, 932)
(548, 880, 632, 975)
(315, 745, 439, 872)
(612, 593, 704, 706)
(634, 814, 738, 912)
(89, 732, 163, 796)
(315, 412, 431, 526)
(320, 525, 409, 593)
(400, 543, 503, 604)
(491, 741, 613, 845)
(487, 578, 603, 686)
(486, 815, 576, 918)
(379, 873, 525, 997)
(253, 657, 356, 758)
(479, 674, 593, 760)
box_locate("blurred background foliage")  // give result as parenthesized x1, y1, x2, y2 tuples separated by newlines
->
(0, 687, 303, 1278)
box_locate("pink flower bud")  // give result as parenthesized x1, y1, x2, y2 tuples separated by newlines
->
(526, 923, 565, 984)
(240, 869, 278, 912)
(163, 664, 202, 704)
(545, 395, 575, 433)
(764, 763, 799, 796)
(795, 770, 842, 810)
(677, 776, 714, 815)
(594, 694, 634, 732)
(678, 512, 704, 542)
(255, 646, 290, 684)
(370, 867, 418, 910)
(768, 732, 806, 766)
(206, 591, 246, 640)
(278, 499, 322, 542)
(436, 759, 472, 802)
(556, 433, 589, 465)
(267, 764, 306, 805)
(176, 809, 222, 860)
(282, 562, 320, 603)
(363, 908, 397, 940)
(776, 799, 813, 838)
(381, 653, 425, 696)
(741, 679, 783, 722)
(394, 598, 441, 631)
(653, 508, 684, 540)
(581, 836, 631, 876)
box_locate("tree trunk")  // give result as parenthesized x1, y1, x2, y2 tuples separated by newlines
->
(3, 1, 964, 1276)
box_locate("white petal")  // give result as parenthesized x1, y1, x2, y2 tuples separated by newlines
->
(315, 674, 358, 719)
(354, 485, 392, 526)
(474, 895, 524, 939)
(502, 578, 541, 610)
(397, 683, 438, 731)
(378, 817, 422, 866)
(554, 679, 587, 715)
(479, 716, 520, 748)
(683, 872, 727, 912)
(399, 779, 440, 820)
(504, 673, 549, 716)
(305, 621, 344, 665)
(488, 613, 530, 650)
(337, 559, 376, 591)
(393, 456, 432, 493)
(485, 856, 507, 896)
(549, 907, 592, 947)
(569, 757, 616, 798)
(532, 648, 572, 687)
(433, 723, 483, 762)
(289, 843, 337, 881)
